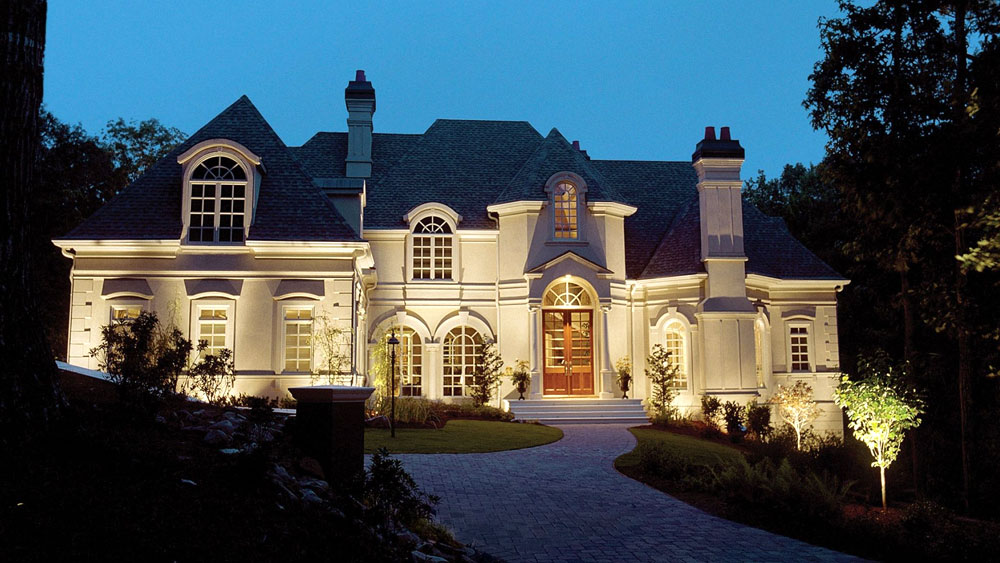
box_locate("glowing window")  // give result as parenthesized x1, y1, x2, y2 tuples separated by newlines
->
(197, 307, 229, 358)
(543, 280, 592, 308)
(386, 326, 423, 397)
(443, 326, 483, 397)
(412, 216, 453, 280)
(755, 321, 767, 387)
(111, 306, 142, 322)
(553, 181, 578, 239)
(189, 156, 247, 244)
(789, 325, 811, 372)
(663, 322, 688, 390)
(284, 308, 313, 373)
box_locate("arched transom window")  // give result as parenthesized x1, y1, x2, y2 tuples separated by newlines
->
(412, 216, 453, 280)
(553, 181, 579, 239)
(189, 156, 247, 243)
(385, 326, 423, 396)
(663, 321, 688, 390)
(543, 280, 592, 308)
(443, 326, 483, 397)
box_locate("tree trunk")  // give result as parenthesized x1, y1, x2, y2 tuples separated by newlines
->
(0, 0, 61, 447)
(951, 0, 972, 512)
(880, 465, 887, 511)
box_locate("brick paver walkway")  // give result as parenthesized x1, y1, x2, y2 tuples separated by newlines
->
(393, 424, 861, 562)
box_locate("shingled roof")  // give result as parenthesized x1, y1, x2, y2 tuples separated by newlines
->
(63, 95, 841, 281)
(64, 96, 359, 242)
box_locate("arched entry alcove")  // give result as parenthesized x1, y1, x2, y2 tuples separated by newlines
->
(540, 278, 597, 395)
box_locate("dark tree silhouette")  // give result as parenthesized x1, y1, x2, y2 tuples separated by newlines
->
(1, 0, 61, 444)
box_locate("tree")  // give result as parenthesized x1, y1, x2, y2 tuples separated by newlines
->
(0, 0, 61, 445)
(101, 117, 187, 188)
(185, 344, 235, 404)
(313, 312, 351, 385)
(806, 0, 1000, 510)
(470, 339, 502, 407)
(835, 359, 923, 510)
(769, 381, 822, 451)
(645, 344, 679, 419)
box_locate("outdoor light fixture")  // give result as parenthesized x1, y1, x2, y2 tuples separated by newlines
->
(388, 329, 400, 438)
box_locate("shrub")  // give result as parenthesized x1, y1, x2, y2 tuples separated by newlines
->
(722, 401, 745, 441)
(646, 344, 680, 418)
(364, 448, 439, 531)
(367, 396, 437, 426)
(470, 339, 503, 407)
(700, 394, 722, 427)
(432, 402, 514, 422)
(90, 311, 192, 404)
(745, 399, 772, 442)
(185, 343, 235, 404)
(637, 442, 695, 481)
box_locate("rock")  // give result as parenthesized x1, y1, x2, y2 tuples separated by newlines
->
(411, 551, 448, 563)
(219, 448, 240, 455)
(204, 429, 231, 445)
(298, 456, 325, 479)
(155, 415, 167, 424)
(180, 478, 197, 486)
(396, 529, 420, 546)
(223, 411, 240, 420)
(300, 488, 324, 504)
(209, 419, 236, 433)
(271, 463, 293, 483)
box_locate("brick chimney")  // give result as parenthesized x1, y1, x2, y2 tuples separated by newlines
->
(345, 70, 375, 178)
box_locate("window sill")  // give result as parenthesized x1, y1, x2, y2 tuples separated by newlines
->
(545, 240, 588, 247)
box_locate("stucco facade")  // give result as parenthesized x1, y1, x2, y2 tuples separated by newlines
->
(54, 71, 847, 433)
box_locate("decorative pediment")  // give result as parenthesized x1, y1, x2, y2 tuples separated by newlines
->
(184, 278, 243, 299)
(524, 250, 612, 277)
(101, 278, 153, 300)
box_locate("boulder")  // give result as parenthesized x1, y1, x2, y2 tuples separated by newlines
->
(411, 551, 448, 563)
(298, 456, 325, 479)
(203, 429, 231, 445)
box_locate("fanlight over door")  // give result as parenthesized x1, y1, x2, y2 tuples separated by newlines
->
(542, 281, 594, 395)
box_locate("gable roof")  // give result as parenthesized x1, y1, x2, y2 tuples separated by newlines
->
(64, 96, 359, 242)
(495, 128, 625, 205)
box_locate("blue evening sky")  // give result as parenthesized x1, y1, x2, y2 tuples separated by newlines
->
(44, 1, 842, 180)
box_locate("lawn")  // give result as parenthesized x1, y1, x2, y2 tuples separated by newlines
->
(365, 420, 563, 454)
(616, 427, 741, 470)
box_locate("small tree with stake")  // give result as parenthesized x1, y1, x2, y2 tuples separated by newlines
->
(835, 358, 923, 511)
(645, 344, 679, 420)
(471, 339, 503, 407)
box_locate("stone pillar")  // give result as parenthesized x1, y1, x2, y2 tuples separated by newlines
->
(528, 305, 542, 399)
(600, 305, 614, 398)
(289, 385, 375, 488)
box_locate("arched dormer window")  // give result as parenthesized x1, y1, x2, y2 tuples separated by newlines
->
(545, 172, 587, 241)
(412, 216, 453, 280)
(177, 139, 262, 245)
(189, 156, 247, 243)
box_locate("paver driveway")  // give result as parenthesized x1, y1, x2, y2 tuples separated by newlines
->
(393, 424, 861, 562)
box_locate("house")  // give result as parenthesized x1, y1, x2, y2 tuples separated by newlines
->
(53, 71, 848, 433)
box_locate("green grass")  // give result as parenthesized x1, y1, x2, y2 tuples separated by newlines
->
(615, 427, 742, 471)
(364, 420, 563, 454)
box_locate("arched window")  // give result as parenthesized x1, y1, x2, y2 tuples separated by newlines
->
(663, 321, 688, 390)
(443, 326, 483, 397)
(543, 280, 592, 308)
(754, 319, 767, 387)
(389, 326, 423, 396)
(552, 180, 578, 239)
(189, 156, 247, 243)
(412, 216, 453, 280)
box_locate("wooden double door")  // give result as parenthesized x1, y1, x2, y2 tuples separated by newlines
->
(542, 309, 594, 395)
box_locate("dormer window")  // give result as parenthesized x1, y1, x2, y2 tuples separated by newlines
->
(177, 139, 262, 246)
(412, 216, 453, 280)
(553, 181, 578, 239)
(189, 156, 247, 243)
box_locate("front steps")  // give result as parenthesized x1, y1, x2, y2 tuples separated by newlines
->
(506, 398, 649, 425)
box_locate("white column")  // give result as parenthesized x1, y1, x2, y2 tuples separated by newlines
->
(424, 341, 441, 400)
(599, 305, 614, 399)
(529, 305, 542, 399)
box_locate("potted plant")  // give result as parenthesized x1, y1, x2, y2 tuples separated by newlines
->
(615, 356, 632, 399)
(509, 360, 531, 400)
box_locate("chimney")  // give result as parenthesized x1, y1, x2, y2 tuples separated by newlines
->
(345, 70, 375, 178)
(691, 125, 748, 264)
(572, 140, 590, 160)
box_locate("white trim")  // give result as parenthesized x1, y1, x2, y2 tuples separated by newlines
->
(177, 138, 262, 166)
(587, 201, 638, 217)
(651, 310, 693, 392)
(403, 202, 462, 227)
(433, 311, 495, 342)
(485, 200, 545, 216)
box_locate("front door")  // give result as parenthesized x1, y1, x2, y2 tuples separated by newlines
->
(543, 310, 594, 395)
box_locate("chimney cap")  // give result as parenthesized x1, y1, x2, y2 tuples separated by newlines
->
(692, 126, 744, 162)
(572, 140, 581, 150)
(345, 69, 376, 108)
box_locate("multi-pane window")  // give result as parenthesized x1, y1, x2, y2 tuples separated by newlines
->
(553, 181, 578, 239)
(284, 308, 313, 372)
(789, 325, 811, 372)
(385, 327, 423, 396)
(111, 306, 142, 322)
(755, 321, 767, 387)
(663, 322, 688, 389)
(189, 156, 247, 243)
(198, 307, 229, 358)
(412, 216, 453, 280)
(443, 326, 483, 397)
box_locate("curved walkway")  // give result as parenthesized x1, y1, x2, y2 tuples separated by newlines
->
(395, 424, 861, 562)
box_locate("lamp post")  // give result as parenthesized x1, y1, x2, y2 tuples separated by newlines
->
(388, 329, 399, 438)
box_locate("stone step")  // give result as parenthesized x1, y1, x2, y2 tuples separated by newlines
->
(532, 416, 650, 425)
(507, 398, 649, 425)
(509, 399, 644, 407)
